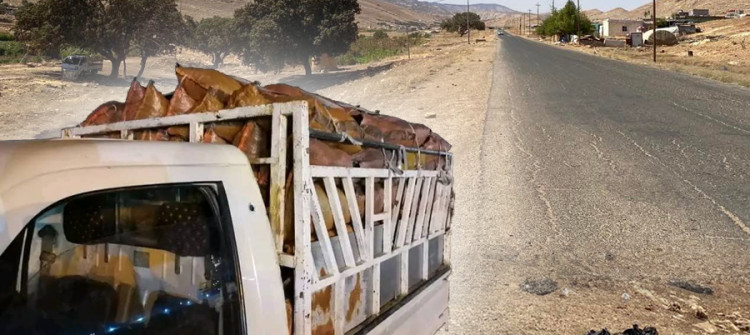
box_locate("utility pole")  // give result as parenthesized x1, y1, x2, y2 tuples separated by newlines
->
(653, 0, 657, 62)
(576, 0, 581, 37)
(405, 26, 411, 60)
(536, 3, 541, 25)
(552, 0, 555, 11)
(528, 9, 532, 35)
(467, 0, 471, 44)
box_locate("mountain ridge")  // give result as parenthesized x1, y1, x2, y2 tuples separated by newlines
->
(584, 0, 746, 20)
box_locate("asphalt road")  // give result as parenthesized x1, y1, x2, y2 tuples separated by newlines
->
(448, 35, 750, 333)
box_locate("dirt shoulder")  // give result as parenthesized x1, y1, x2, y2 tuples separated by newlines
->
(0, 32, 495, 140)
(519, 17, 750, 89)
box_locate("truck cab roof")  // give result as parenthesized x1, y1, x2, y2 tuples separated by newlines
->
(0, 139, 249, 195)
(0, 139, 251, 251)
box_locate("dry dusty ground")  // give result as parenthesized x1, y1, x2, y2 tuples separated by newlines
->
(0, 31, 495, 139)
(521, 17, 750, 89)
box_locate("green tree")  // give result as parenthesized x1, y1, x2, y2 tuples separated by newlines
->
(234, 0, 361, 76)
(535, 1, 592, 37)
(14, 0, 100, 58)
(440, 12, 485, 37)
(190, 16, 236, 68)
(373, 30, 389, 39)
(14, 0, 184, 78)
(132, 0, 184, 78)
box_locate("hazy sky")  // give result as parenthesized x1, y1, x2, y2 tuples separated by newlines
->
(429, 0, 646, 12)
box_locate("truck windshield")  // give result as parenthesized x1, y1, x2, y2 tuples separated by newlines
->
(0, 184, 243, 335)
(62, 56, 84, 65)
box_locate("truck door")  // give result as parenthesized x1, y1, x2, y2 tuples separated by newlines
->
(0, 183, 246, 335)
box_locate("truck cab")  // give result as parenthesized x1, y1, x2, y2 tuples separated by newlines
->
(0, 140, 287, 334)
(0, 132, 453, 334)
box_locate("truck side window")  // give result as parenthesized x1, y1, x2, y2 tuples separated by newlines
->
(0, 184, 243, 335)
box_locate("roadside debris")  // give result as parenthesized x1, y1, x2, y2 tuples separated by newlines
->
(668, 279, 713, 295)
(680, 312, 750, 333)
(585, 324, 659, 335)
(520, 278, 557, 296)
(695, 306, 708, 320)
(604, 252, 615, 261)
(560, 287, 571, 297)
(692, 321, 717, 333)
(725, 312, 750, 331)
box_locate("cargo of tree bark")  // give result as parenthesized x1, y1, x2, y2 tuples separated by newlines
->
(80, 65, 452, 251)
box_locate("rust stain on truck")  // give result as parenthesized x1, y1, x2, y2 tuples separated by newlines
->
(346, 273, 362, 322)
(312, 284, 333, 335)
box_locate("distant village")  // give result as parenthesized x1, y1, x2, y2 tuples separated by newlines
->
(585, 8, 745, 46)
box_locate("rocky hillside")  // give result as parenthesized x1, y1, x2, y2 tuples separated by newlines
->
(587, 7, 632, 20)
(381, 0, 517, 19)
(3, 0, 520, 30)
(585, 0, 747, 20)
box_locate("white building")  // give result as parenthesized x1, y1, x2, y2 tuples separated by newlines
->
(600, 19, 644, 38)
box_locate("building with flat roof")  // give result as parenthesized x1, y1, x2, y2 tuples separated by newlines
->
(600, 19, 644, 38)
(689, 9, 710, 17)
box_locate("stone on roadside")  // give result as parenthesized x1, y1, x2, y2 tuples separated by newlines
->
(693, 321, 717, 334)
(520, 278, 558, 296)
(668, 279, 713, 295)
(695, 306, 708, 320)
(586, 324, 658, 335)
(425, 113, 437, 119)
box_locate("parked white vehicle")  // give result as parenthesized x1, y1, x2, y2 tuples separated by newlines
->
(61, 55, 102, 80)
(0, 102, 454, 335)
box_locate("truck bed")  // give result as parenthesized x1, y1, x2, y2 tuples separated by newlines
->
(62, 101, 454, 335)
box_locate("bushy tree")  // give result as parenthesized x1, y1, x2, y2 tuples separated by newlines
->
(440, 12, 485, 37)
(190, 17, 237, 68)
(15, 0, 184, 78)
(536, 1, 593, 37)
(373, 30, 389, 39)
(14, 0, 100, 58)
(234, 0, 361, 76)
(132, 0, 184, 78)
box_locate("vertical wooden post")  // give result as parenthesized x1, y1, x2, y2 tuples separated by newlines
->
(293, 103, 312, 335)
(270, 109, 288, 254)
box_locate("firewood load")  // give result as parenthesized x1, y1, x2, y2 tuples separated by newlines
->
(80, 65, 452, 251)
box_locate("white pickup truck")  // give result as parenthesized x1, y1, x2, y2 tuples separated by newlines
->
(0, 101, 454, 335)
(61, 55, 103, 80)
